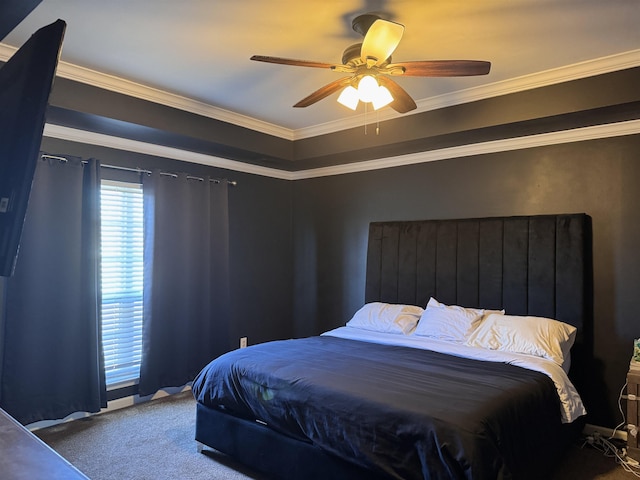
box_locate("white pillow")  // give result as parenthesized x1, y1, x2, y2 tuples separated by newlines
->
(346, 302, 424, 335)
(413, 297, 488, 342)
(465, 313, 577, 368)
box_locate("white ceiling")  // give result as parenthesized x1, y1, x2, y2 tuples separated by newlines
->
(2, 0, 639, 135)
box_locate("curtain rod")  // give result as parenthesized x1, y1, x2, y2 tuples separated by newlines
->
(41, 154, 237, 186)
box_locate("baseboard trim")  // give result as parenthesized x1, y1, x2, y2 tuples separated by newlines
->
(28, 385, 191, 431)
(584, 423, 627, 442)
(105, 385, 191, 411)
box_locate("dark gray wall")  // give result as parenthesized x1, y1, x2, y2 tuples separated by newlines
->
(2, 59, 636, 429)
(292, 134, 640, 428)
(39, 131, 640, 427)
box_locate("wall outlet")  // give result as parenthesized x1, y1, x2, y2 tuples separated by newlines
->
(240, 337, 248, 348)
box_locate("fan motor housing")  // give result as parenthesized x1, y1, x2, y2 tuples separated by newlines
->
(342, 43, 363, 65)
(352, 14, 381, 36)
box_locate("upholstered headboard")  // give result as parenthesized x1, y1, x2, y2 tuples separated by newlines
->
(365, 214, 593, 342)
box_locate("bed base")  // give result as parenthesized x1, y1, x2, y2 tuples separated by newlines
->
(196, 402, 584, 480)
(195, 402, 389, 480)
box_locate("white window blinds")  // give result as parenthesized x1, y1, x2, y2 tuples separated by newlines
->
(100, 180, 144, 387)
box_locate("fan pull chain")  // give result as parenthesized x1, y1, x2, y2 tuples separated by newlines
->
(364, 102, 368, 135)
(362, 104, 382, 135)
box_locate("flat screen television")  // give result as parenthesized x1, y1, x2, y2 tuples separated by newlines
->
(0, 19, 65, 276)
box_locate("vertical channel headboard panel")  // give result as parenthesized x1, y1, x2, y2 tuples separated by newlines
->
(365, 214, 593, 336)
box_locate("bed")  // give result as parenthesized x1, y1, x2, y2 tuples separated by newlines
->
(192, 214, 593, 480)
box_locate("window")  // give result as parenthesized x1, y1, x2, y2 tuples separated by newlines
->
(100, 180, 144, 387)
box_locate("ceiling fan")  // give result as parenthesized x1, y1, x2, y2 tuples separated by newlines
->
(250, 14, 491, 114)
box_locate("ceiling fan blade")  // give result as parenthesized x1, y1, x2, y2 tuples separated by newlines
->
(360, 19, 404, 66)
(250, 55, 337, 69)
(293, 77, 354, 108)
(376, 76, 417, 113)
(388, 60, 491, 77)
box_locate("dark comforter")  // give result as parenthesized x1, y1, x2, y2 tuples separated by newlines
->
(192, 336, 565, 480)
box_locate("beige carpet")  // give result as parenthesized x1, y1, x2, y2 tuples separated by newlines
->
(35, 391, 635, 480)
(551, 442, 637, 480)
(35, 392, 266, 480)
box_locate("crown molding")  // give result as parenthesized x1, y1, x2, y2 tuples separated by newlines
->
(0, 43, 294, 141)
(0, 43, 14, 57)
(290, 119, 640, 180)
(2, 44, 639, 141)
(43, 119, 640, 181)
(42, 124, 293, 180)
(58, 62, 297, 141)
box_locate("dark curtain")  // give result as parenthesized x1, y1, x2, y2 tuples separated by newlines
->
(139, 171, 230, 397)
(0, 155, 106, 424)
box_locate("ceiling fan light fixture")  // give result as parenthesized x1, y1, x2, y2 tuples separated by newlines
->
(338, 77, 395, 111)
(372, 85, 393, 110)
(357, 75, 379, 103)
(337, 85, 360, 110)
(252, 12, 491, 115)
